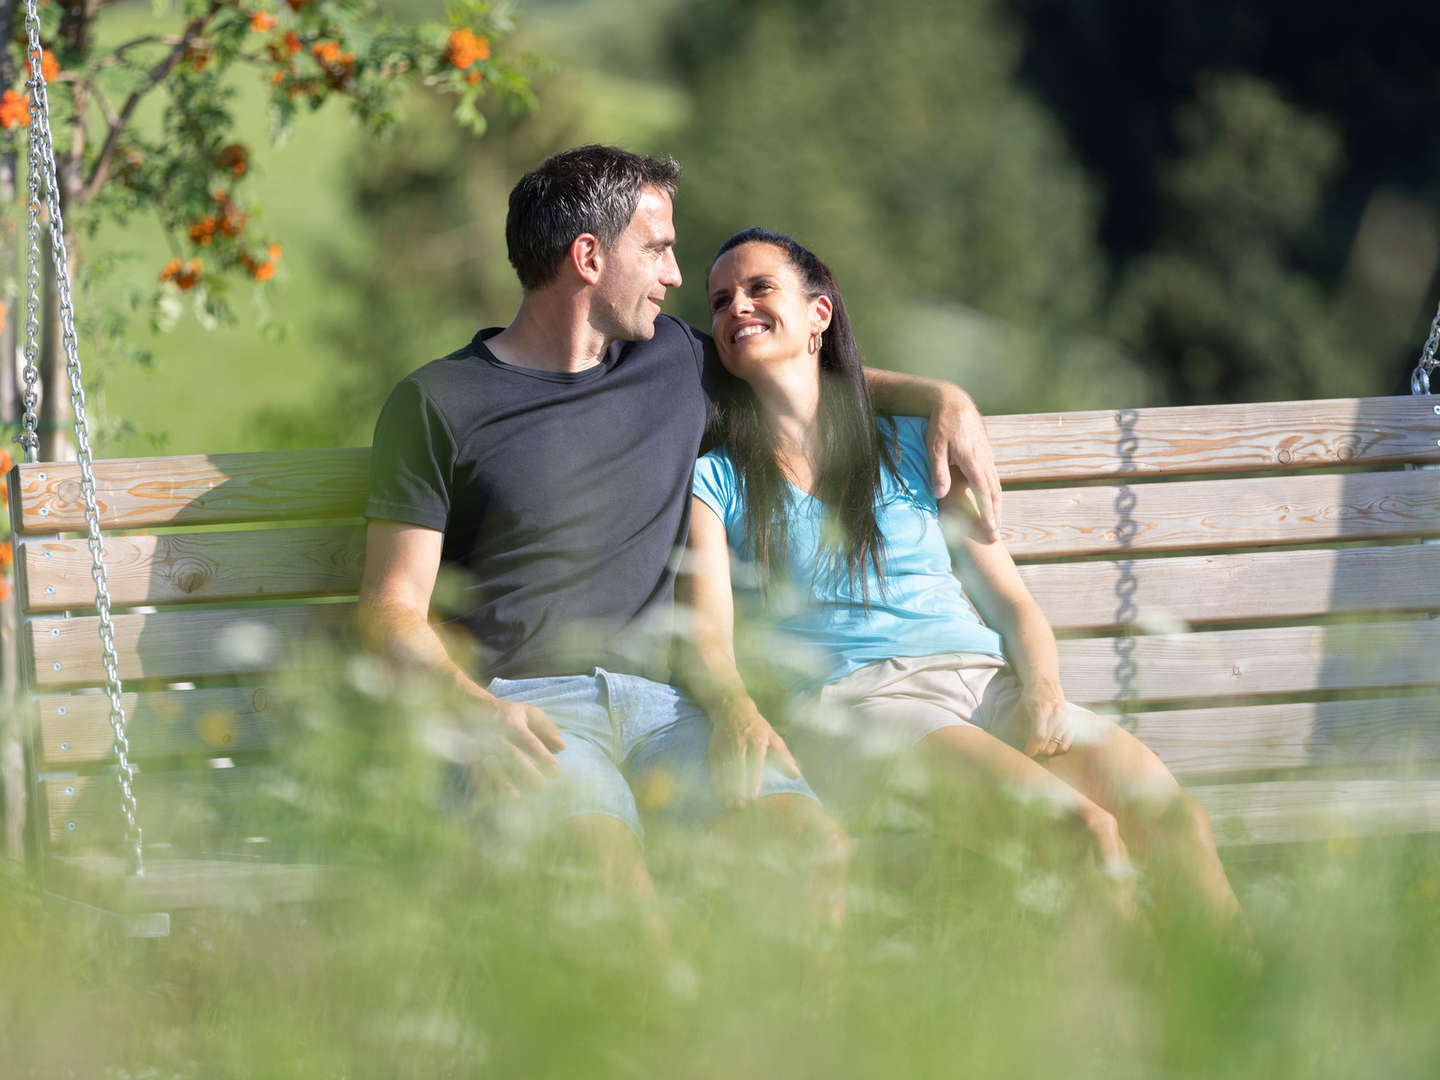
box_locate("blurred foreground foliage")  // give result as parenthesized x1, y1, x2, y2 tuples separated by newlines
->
(4, 642, 1440, 1077)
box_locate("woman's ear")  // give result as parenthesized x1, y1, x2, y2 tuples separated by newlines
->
(812, 294, 834, 334)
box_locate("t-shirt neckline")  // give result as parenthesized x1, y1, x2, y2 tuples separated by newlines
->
(471, 327, 616, 384)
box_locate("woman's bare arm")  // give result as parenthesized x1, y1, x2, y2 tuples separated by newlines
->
(940, 489, 1074, 756)
(680, 498, 801, 806)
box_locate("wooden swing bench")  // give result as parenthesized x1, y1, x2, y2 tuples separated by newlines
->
(9, 393, 1440, 928)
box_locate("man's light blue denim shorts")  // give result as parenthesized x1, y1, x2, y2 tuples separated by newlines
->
(476, 668, 818, 842)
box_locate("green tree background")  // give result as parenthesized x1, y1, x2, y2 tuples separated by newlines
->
(62, 0, 1440, 455)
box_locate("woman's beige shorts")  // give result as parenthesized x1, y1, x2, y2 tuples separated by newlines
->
(786, 652, 1102, 824)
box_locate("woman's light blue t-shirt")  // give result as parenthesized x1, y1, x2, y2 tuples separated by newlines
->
(691, 415, 1005, 690)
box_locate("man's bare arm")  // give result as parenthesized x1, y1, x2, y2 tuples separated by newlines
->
(862, 368, 1002, 540)
(358, 520, 565, 791)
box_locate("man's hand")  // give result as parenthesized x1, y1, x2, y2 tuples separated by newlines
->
(466, 696, 567, 802)
(1011, 689, 1073, 759)
(708, 697, 801, 809)
(927, 386, 1002, 541)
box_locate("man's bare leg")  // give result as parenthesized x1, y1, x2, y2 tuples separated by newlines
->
(707, 793, 850, 943)
(546, 812, 671, 958)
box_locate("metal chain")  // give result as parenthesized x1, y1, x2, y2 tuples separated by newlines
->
(17, 35, 43, 463)
(22, 4, 143, 876)
(1413, 297, 1440, 396)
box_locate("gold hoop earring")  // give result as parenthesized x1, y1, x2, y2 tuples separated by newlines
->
(810, 331, 824, 354)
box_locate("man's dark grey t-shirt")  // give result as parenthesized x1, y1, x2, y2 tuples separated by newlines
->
(365, 314, 713, 680)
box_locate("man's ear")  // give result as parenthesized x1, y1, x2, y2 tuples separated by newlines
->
(812, 294, 834, 334)
(570, 233, 604, 285)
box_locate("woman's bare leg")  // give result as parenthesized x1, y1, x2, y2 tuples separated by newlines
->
(1022, 710, 1243, 931)
(906, 724, 1139, 921)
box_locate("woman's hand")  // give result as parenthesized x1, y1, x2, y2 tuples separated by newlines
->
(709, 696, 802, 809)
(927, 384, 1002, 541)
(1011, 687, 1074, 758)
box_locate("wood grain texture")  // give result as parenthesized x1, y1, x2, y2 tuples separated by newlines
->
(1054, 620, 1440, 706)
(1001, 469, 1439, 559)
(986, 396, 1440, 482)
(1189, 774, 1440, 846)
(1122, 696, 1440, 779)
(12, 397, 1437, 531)
(1019, 544, 1440, 632)
(12, 448, 370, 534)
(28, 604, 354, 688)
(36, 686, 280, 766)
(20, 526, 365, 612)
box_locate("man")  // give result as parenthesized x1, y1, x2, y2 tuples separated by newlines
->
(359, 146, 1001, 937)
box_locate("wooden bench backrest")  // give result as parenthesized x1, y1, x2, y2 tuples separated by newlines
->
(9, 449, 368, 866)
(10, 395, 1440, 858)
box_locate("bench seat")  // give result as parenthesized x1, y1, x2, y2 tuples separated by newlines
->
(7, 395, 1439, 921)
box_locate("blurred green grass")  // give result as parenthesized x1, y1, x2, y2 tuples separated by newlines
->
(5, 656, 1439, 1079)
(5, 822, 1439, 1077)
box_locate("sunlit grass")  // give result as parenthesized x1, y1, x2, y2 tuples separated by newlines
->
(5, 651, 1439, 1078)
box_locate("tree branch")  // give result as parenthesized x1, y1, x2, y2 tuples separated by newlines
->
(99, 34, 186, 66)
(80, 0, 225, 205)
(86, 76, 120, 131)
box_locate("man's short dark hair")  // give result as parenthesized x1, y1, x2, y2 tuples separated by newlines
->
(506, 145, 682, 291)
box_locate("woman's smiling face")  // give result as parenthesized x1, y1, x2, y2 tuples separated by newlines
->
(707, 242, 832, 380)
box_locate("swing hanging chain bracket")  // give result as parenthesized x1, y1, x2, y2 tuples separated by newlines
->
(21, 3, 144, 877)
(1412, 297, 1440, 396)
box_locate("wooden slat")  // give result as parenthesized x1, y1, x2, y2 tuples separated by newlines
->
(44, 854, 332, 912)
(28, 604, 354, 688)
(1001, 469, 1439, 559)
(1054, 620, 1440, 706)
(12, 448, 369, 533)
(987, 396, 1440, 483)
(1019, 544, 1440, 633)
(20, 526, 365, 613)
(37, 686, 280, 766)
(1121, 697, 1440, 780)
(1190, 774, 1440, 847)
(46, 767, 295, 850)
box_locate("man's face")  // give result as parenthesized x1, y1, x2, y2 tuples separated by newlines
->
(592, 186, 682, 342)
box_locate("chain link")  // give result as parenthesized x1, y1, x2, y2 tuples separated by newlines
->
(17, 29, 43, 464)
(22, 3, 143, 876)
(1413, 297, 1440, 396)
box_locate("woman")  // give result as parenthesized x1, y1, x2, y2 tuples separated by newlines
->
(684, 227, 1242, 930)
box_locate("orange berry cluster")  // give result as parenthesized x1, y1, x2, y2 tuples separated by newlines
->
(186, 43, 214, 72)
(0, 89, 29, 129)
(262, 21, 354, 95)
(161, 257, 203, 291)
(167, 190, 281, 287)
(310, 40, 355, 88)
(217, 143, 249, 178)
(445, 29, 490, 84)
(240, 243, 283, 282)
(266, 29, 302, 62)
(188, 190, 248, 245)
(2, 51, 64, 129)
